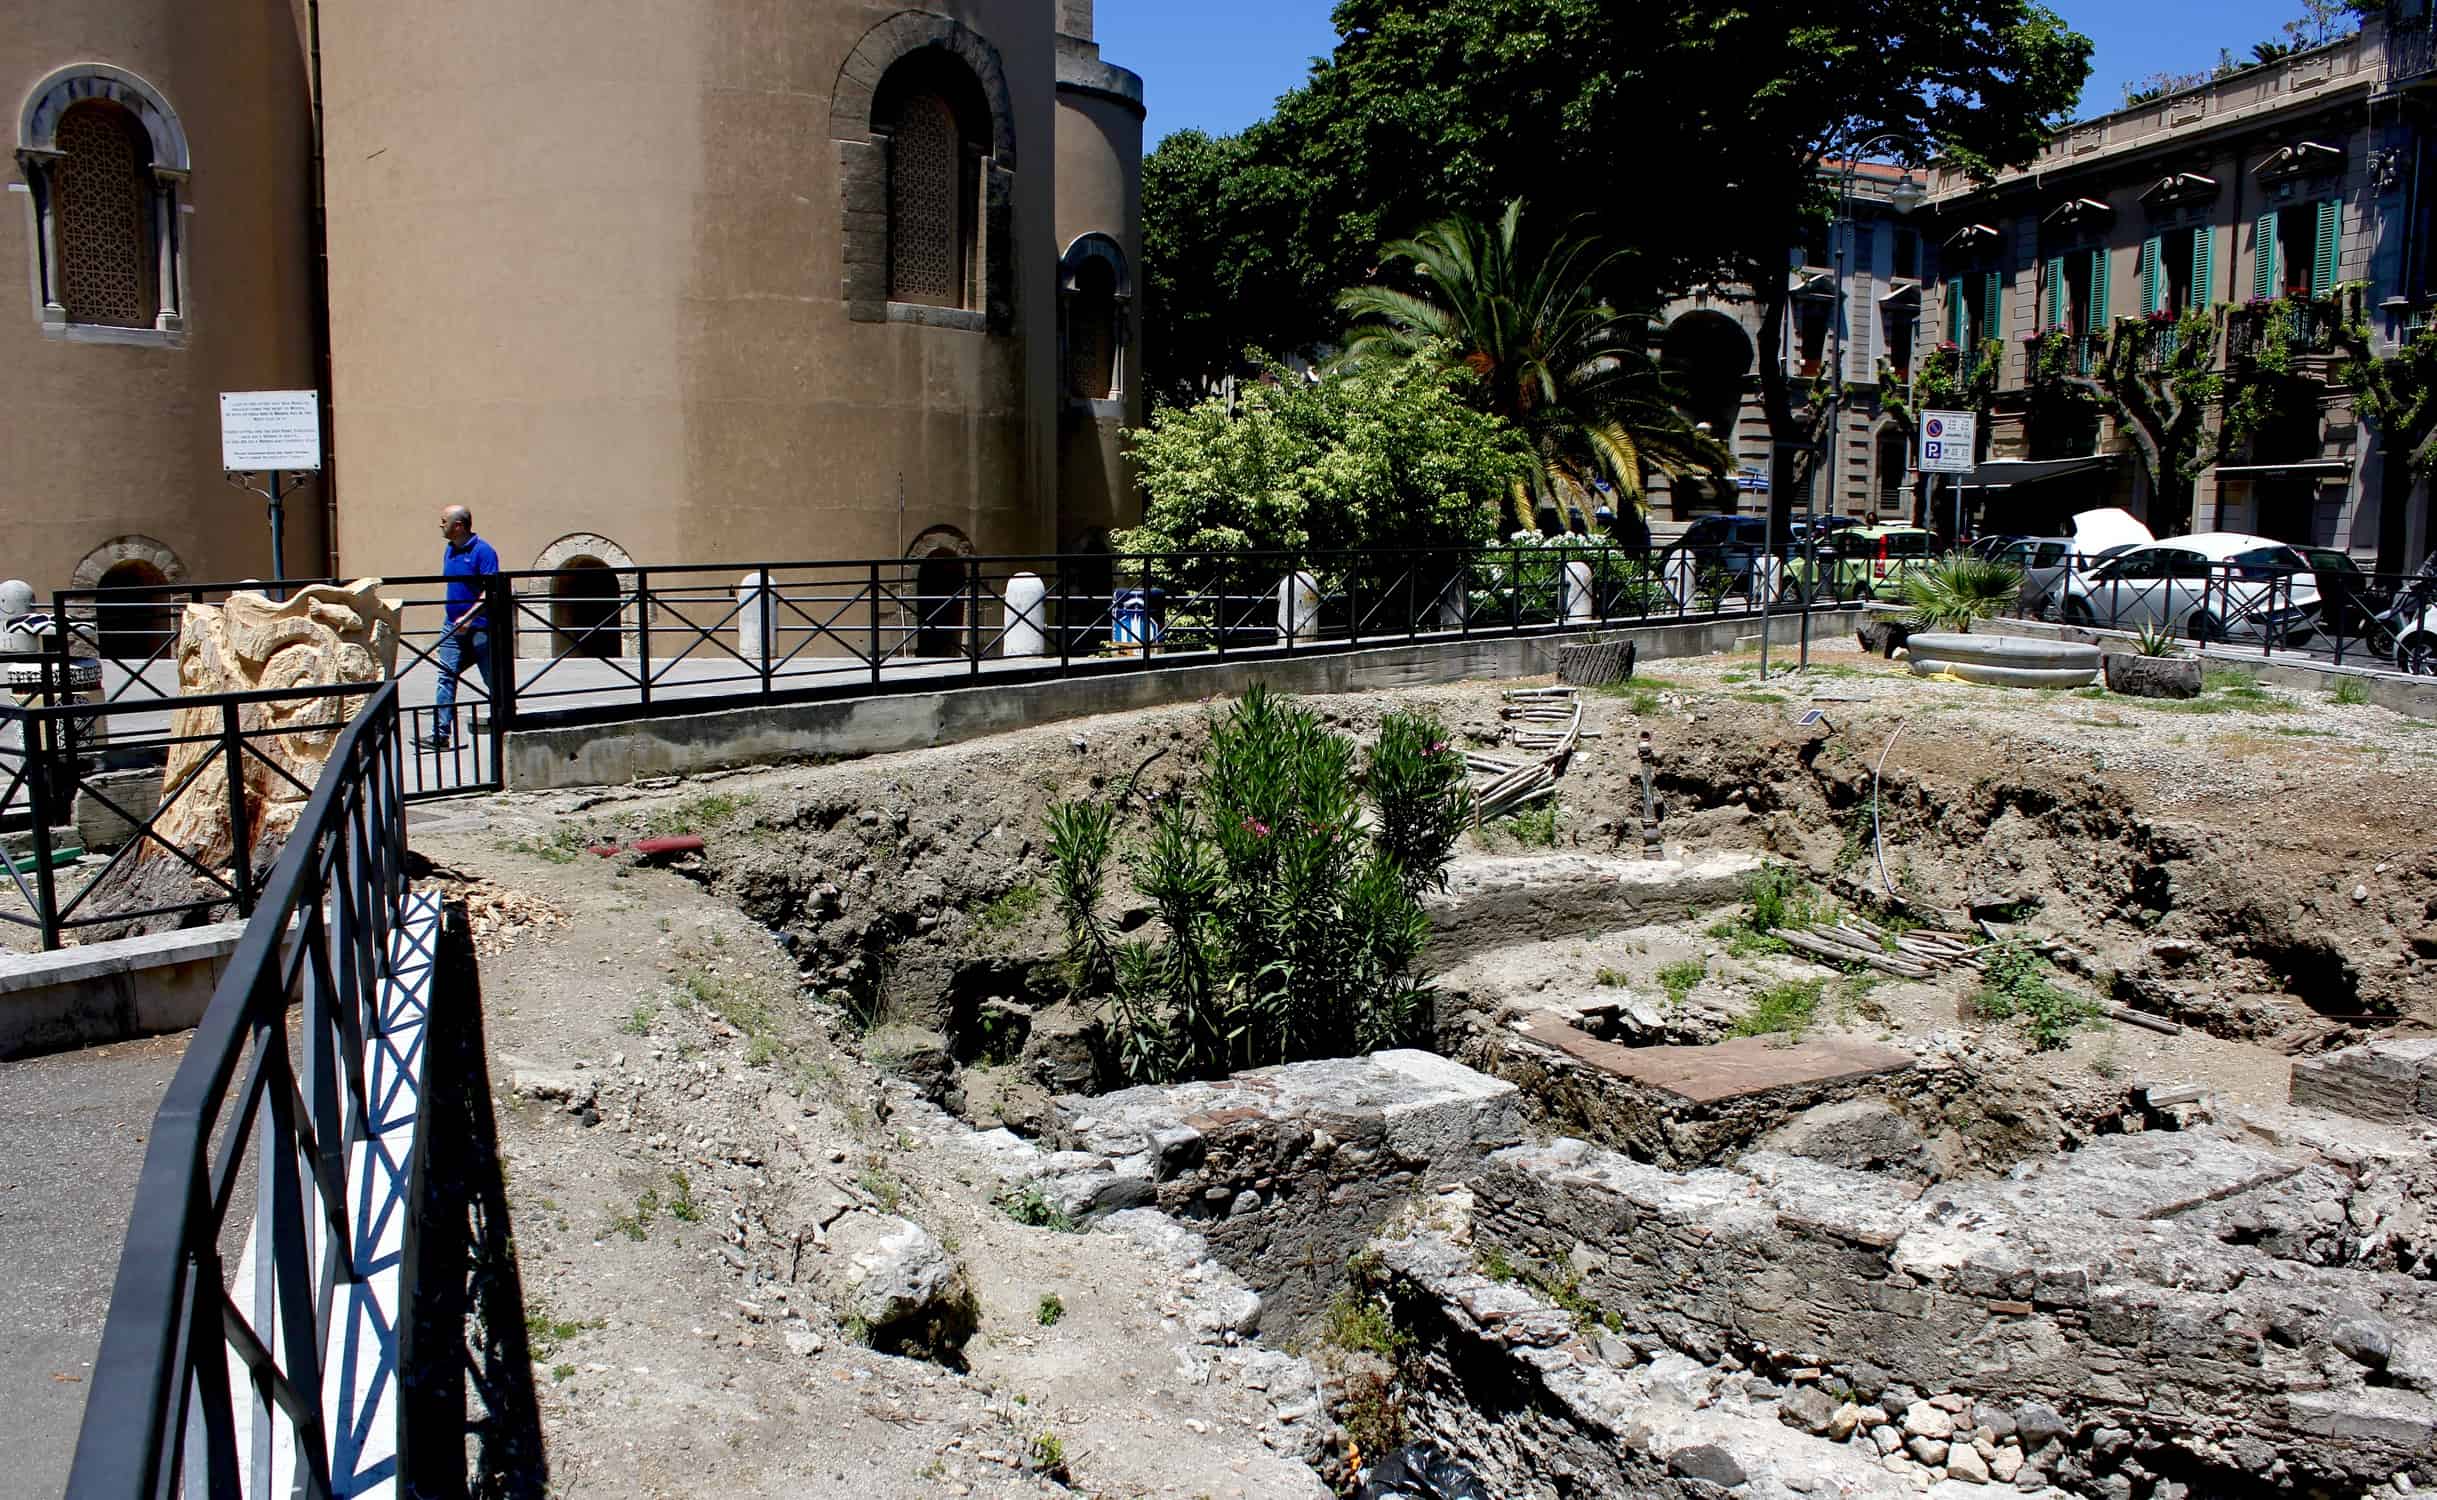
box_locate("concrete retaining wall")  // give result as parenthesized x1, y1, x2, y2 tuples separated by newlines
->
(504, 610, 1862, 789)
(0, 921, 244, 1058)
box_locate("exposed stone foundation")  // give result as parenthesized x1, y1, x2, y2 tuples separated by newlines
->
(1470, 1132, 2437, 1493)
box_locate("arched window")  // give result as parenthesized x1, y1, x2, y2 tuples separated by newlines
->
(17, 66, 189, 338)
(1068, 259, 1117, 398)
(1058, 234, 1131, 400)
(879, 57, 987, 311)
(54, 103, 155, 327)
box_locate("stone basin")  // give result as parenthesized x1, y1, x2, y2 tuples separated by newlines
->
(1905, 631, 2100, 689)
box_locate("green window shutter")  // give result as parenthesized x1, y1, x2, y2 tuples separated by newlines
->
(1947, 276, 1967, 344)
(1983, 269, 2003, 344)
(2254, 212, 2277, 301)
(2142, 237, 2162, 315)
(2088, 248, 2109, 330)
(2192, 225, 2212, 306)
(2313, 198, 2341, 298)
(2044, 255, 2065, 330)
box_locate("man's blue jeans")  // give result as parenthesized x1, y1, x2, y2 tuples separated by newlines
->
(432, 625, 493, 743)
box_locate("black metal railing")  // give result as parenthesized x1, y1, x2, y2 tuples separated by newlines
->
(1996, 549, 2436, 670)
(49, 573, 506, 801)
(1, 678, 387, 949)
(63, 679, 421, 1499)
(2227, 299, 2344, 363)
(51, 540, 1883, 755)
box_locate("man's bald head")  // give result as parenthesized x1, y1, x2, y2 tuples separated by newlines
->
(441, 505, 472, 529)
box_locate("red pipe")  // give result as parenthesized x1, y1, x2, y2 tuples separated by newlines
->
(585, 835, 706, 858)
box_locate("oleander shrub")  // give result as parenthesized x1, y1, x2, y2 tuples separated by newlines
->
(1049, 686, 1470, 1084)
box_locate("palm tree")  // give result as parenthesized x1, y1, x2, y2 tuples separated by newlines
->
(1337, 200, 1731, 533)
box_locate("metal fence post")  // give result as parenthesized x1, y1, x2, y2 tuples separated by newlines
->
(869, 561, 885, 687)
(23, 712, 62, 950)
(758, 568, 774, 698)
(223, 699, 256, 918)
(968, 555, 983, 678)
(1056, 562, 1072, 672)
(634, 571, 654, 711)
(487, 573, 516, 747)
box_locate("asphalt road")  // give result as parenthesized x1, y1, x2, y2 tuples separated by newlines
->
(0, 1032, 188, 1500)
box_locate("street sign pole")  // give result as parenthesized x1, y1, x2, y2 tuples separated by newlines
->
(1917, 409, 1978, 550)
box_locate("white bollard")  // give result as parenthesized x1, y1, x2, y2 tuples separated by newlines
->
(1664, 549, 1698, 609)
(1753, 555, 1786, 608)
(736, 571, 770, 663)
(1277, 570, 1321, 641)
(1435, 574, 1469, 630)
(1002, 572, 1046, 657)
(1564, 559, 1595, 623)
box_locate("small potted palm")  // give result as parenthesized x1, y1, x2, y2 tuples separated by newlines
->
(2101, 623, 2203, 699)
(1899, 552, 2103, 687)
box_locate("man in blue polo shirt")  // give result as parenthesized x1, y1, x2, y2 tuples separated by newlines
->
(424, 505, 499, 749)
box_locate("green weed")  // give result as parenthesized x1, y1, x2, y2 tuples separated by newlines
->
(998, 1186, 1080, 1233)
(1031, 1432, 1069, 1479)
(619, 1000, 660, 1037)
(1321, 1289, 1408, 1359)
(2331, 676, 2372, 706)
(609, 1185, 662, 1241)
(667, 1169, 701, 1223)
(1728, 979, 1825, 1041)
(509, 826, 591, 865)
(648, 792, 752, 837)
(1971, 941, 2103, 1051)
(1656, 959, 1706, 1011)
(1594, 966, 1630, 988)
(1036, 1292, 1065, 1327)
(1499, 798, 1561, 847)
(524, 1311, 601, 1357)
(857, 1167, 905, 1214)
(1707, 865, 1826, 957)
(977, 882, 1044, 932)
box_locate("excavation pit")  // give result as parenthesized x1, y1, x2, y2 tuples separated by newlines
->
(420, 641, 2437, 1498)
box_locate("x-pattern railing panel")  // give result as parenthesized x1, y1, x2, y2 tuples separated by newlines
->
(67, 681, 414, 1500)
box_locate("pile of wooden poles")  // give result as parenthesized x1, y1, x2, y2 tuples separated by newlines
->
(1467, 687, 1584, 824)
(1770, 913, 1984, 979)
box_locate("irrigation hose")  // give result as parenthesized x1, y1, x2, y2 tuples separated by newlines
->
(1872, 718, 1909, 908)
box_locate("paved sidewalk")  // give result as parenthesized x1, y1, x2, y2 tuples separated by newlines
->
(0, 1033, 189, 1500)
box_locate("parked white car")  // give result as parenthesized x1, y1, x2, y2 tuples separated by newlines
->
(2058, 532, 2321, 644)
(1990, 508, 2154, 620)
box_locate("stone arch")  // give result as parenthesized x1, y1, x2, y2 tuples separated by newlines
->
(905, 525, 973, 658)
(20, 64, 188, 172)
(1660, 310, 1755, 440)
(68, 534, 185, 660)
(833, 12, 1016, 331)
(70, 533, 185, 591)
(525, 532, 638, 660)
(1061, 235, 1130, 401)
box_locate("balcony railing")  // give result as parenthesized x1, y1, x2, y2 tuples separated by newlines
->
(2228, 299, 2343, 363)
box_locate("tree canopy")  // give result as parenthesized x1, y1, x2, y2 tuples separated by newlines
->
(1141, 0, 2093, 416)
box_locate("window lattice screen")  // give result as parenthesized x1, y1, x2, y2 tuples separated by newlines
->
(889, 93, 963, 306)
(55, 104, 151, 328)
(1068, 270, 1116, 398)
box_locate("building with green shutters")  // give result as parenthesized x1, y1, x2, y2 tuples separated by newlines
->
(1917, 4, 2437, 570)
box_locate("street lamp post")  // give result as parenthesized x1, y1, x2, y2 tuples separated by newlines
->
(1808, 139, 1924, 670)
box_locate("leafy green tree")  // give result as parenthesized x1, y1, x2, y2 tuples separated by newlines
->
(1120, 354, 1526, 561)
(1140, 0, 2092, 525)
(1337, 201, 1730, 532)
(2340, 318, 2437, 571)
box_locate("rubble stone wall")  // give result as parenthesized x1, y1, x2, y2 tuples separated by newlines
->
(1043, 1050, 1524, 1331)
(1472, 1134, 2437, 1491)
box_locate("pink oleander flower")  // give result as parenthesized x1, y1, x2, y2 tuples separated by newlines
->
(1242, 818, 1270, 838)
(1429, 741, 1448, 755)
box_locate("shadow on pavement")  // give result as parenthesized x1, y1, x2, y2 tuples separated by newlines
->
(405, 901, 548, 1499)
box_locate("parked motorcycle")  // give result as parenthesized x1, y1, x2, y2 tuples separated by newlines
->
(2370, 554, 2437, 675)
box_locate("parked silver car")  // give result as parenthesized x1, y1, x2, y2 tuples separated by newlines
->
(1992, 536, 2139, 620)
(2057, 533, 2322, 644)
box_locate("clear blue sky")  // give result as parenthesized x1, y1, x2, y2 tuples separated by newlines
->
(1099, 0, 2326, 149)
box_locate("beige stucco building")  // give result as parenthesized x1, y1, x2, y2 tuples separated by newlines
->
(6, 0, 1141, 616)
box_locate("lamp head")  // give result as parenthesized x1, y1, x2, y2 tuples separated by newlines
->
(1891, 171, 1927, 213)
